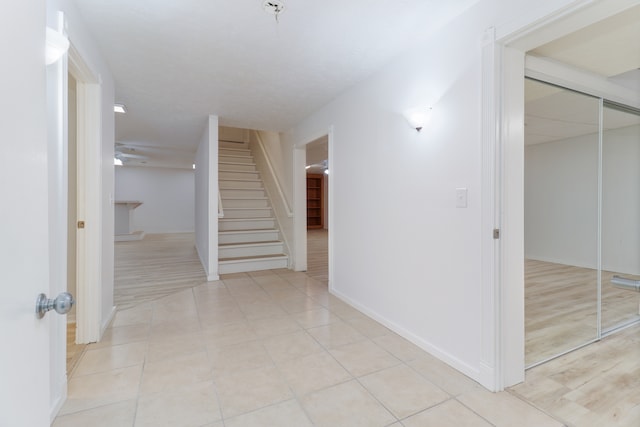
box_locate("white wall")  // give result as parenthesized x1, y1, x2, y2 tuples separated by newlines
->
(115, 166, 195, 233)
(250, 131, 294, 262)
(526, 124, 640, 274)
(283, 4, 488, 384)
(278, 0, 585, 389)
(195, 115, 219, 281)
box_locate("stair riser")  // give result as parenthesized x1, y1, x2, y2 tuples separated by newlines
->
(219, 155, 254, 164)
(219, 219, 276, 231)
(218, 231, 280, 244)
(222, 199, 269, 208)
(223, 208, 272, 219)
(219, 257, 288, 275)
(219, 244, 284, 258)
(219, 162, 256, 172)
(220, 188, 266, 198)
(220, 180, 263, 190)
(219, 171, 260, 180)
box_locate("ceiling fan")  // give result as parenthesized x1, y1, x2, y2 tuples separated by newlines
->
(114, 143, 150, 162)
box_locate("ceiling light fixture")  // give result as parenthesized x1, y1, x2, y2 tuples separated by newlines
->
(114, 104, 127, 114)
(263, 0, 285, 22)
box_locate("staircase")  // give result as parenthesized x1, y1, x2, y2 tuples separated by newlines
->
(218, 141, 289, 274)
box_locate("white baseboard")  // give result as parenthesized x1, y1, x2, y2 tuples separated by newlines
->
(100, 305, 117, 337)
(329, 287, 486, 389)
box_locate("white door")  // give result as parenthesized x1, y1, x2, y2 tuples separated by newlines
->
(0, 3, 53, 426)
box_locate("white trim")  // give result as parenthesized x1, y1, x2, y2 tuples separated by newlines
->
(292, 145, 308, 271)
(525, 56, 640, 108)
(330, 287, 481, 381)
(326, 126, 335, 290)
(292, 127, 334, 273)
(208, 115, 219, 280)
(100, 305, 116, 336)
(49, 380, 67, 424)
(70, 44, 103, 344)
(499, 46, 526, 387)
(479, 27, 500, 392)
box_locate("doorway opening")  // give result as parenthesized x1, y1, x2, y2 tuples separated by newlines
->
(494, 2, 640, 385)
(66, 72, 86, 374)
(305, 136, 329, 285)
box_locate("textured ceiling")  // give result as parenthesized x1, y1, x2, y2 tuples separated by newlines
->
(525, 5, 640, 146)
(74, 0, 479, 162)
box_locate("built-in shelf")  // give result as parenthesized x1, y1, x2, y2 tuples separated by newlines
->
(306, 174, 324, 229)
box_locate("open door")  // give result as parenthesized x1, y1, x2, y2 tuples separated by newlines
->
(0, 4, 52, 425)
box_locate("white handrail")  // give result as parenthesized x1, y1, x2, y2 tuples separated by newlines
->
(254, 132, 293, 217)
(218, 189, 224, 218)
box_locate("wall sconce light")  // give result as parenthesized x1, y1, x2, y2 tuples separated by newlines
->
(46, 27, 69, 65)
(404, 107, 433, 132)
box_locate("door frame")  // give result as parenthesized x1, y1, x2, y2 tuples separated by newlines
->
(68, 44, 103, 344)
(293, 126, 334, 288)
(488, 0, 640, 389)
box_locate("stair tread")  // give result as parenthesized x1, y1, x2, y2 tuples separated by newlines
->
(219, 240, 281, 246)
(221, 196, 268, 200)
(219, 254, 288, 262)
(219, 217, 275, 222)
(224, 206, 272, 210)
(220, 178, 262, 182)
(219, 161, 256, 166)
(219, 148, 251, 153)
(219, 228, 279, 234)
(219, 155, 253, 160)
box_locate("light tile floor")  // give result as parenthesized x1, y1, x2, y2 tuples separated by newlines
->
(54, 269, 567, 427)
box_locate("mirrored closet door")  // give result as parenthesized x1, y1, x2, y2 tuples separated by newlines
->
(601, 103, 640, 333)
(524, 78, 600, 367)
(525, 79, 640, 367)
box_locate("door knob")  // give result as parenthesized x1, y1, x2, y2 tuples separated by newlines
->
(36, 292, 75, 319)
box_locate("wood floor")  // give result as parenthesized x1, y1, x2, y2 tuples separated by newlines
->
(306, 229, 328, 285)
(511, 323, 640, 426)
(526, 259, 640, 366)
(114, 233, 206, 311)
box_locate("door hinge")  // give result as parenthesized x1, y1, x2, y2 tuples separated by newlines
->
(493, 228, 500, 239)
(77, 221, 85, 229)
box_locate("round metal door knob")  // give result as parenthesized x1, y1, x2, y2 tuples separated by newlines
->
(36, 292, 75, 319)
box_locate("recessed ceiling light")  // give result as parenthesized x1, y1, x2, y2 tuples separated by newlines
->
(114, 104, 127, 114)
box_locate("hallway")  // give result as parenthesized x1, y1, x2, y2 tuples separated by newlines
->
(53, 233, 637, 426)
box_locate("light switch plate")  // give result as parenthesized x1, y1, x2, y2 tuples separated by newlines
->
(456, 188, 467, 208)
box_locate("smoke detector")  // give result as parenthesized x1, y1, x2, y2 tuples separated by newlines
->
(263, 0, 285, 19)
